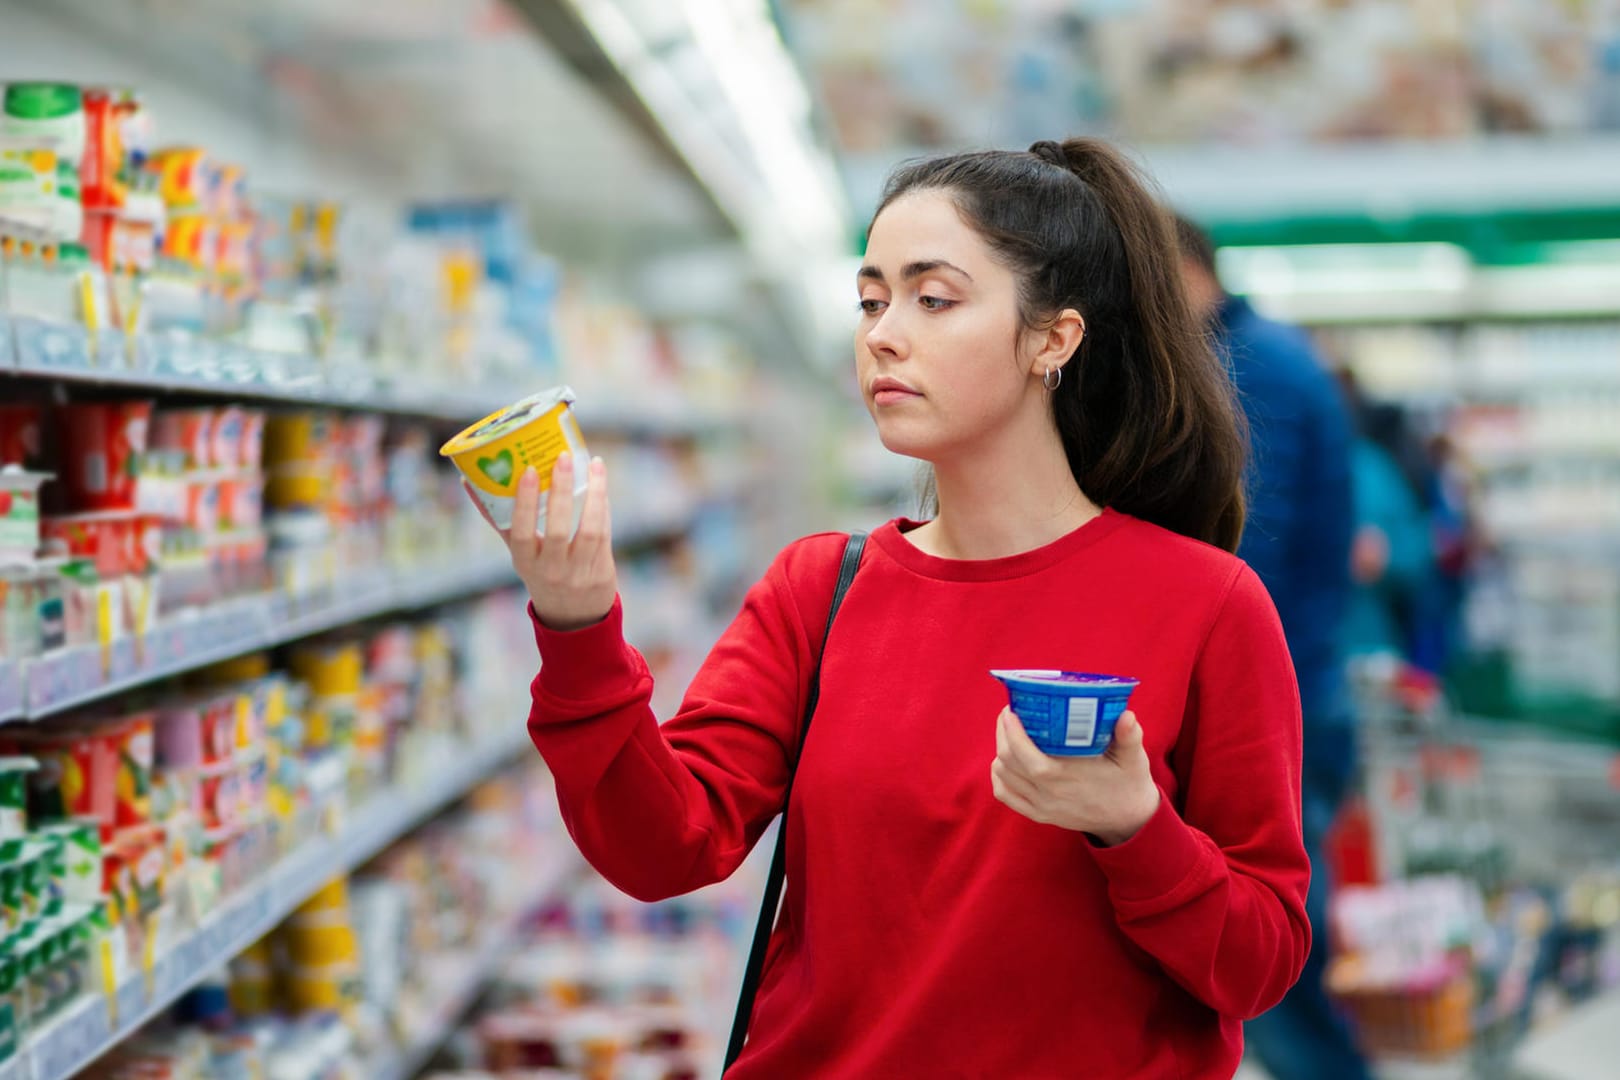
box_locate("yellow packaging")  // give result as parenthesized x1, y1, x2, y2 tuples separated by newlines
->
(291, 643, 362, 697)
(208, 653, 271, 682)
(303, 694, 357, 750)
(297, 876, 350, 915)
(264, 412, 332, 466)
(284, 916, 359, 965)
(265, 466, 329, 509)
(237, 935, 273, 966)
(229, 975, 273, 1016)
(283, 961, 360, 1012)
(439, 387, 589, 532)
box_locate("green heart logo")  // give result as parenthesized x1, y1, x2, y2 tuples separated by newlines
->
(477, 448, 516, 487)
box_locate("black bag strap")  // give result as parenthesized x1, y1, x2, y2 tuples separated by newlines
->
(724, 531, 867, 1070)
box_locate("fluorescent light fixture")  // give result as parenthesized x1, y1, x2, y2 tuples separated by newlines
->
(1218, 242, 1472, 298)
(560, 0, 851, 356)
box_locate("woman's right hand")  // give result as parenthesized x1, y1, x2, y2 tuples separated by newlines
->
(465, 452, 619, 632)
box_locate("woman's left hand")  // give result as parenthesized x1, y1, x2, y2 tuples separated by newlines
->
(991, 707, 1161, 846)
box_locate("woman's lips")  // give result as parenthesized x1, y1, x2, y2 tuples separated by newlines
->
(871, 378, 921, 406)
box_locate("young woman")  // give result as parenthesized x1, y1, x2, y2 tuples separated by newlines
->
(476, 138, 1310, 1077)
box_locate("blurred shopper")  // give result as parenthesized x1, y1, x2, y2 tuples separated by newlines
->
(1337, 375, 1442, 665)
(1176, 217, 1370, 1080)
(1419, 432, 1478, 672)
(472, 141, 1312, 1077)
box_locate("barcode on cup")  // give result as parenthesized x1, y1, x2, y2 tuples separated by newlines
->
(1065, 698, 1098, 747)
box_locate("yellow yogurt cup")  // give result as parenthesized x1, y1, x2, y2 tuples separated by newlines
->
(439, 387, 589, 532)
(284, 960, 361, 1012)
(284, 916, 360, 965)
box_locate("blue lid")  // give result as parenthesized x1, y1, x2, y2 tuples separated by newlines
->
(990, 669, 1138, 690)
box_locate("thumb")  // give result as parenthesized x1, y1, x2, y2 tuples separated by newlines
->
(1108, 711, 1144, 760)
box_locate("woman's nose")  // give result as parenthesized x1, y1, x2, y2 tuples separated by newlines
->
(865, 309, 906, 359)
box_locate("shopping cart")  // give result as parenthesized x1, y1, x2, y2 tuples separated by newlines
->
(1331, 659, 1620, 1077)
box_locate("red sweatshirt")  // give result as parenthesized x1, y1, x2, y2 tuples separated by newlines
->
(527, 511, 1311, 1078)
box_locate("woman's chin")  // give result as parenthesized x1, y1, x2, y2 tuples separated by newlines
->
(874, 429, 939, 462)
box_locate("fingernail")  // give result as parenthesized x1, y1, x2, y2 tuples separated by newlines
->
(591, 455, 605, 470)
(519, 467, 538, 488)
(556, 452, 573, 469)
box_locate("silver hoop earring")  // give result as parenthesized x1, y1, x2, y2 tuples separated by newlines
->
(1044, 365, 1062, 392)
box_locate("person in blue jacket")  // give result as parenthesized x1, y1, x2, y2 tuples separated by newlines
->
(1176, 217, 1370, 1080)
(1337, 377, 1442, 663)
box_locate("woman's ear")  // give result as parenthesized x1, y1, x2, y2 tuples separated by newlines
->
(1028, 308, 1086, 378)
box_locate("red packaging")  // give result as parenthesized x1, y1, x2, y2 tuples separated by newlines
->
(199, 769, 242, 830)
(109, 826, 165, 918)
(215, 219, 253, 283)
(80, 89, 128, 211)
(109, 714, 155, 828)
(152, 408, 214, 471)
(102, 842, 131, 922)
(146, 147, 209, 211)
(199, 695, 236, 764)
(239, 411, 266, 471)
(84, 209, 157, 275)
(211, 407, 246, 471)
(218, 476, 263, 532)
(58, 400, 153, 511)
(82, 210, 119, 272)
(41, 512, 140, 576)
(0, 404, 44, 468)
(184, 479, 221, 535)
(6, 730, 120, 840)
(160, 214, 213, 270)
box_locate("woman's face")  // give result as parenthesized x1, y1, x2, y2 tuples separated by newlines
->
(855, 189, 1042, 463)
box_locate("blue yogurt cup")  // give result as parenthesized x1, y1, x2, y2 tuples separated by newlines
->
(990, 670, 1140, 757)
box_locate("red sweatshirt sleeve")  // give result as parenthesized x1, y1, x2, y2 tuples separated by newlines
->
(1089, 564, 1313, 1019)
(524, 535, 845, 902)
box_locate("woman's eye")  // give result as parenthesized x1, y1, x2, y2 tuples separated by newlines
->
(919, 296, 955, 311)
(858, 298, 886, 315)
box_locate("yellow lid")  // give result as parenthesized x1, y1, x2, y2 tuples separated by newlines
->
(439, 386, 576, 458)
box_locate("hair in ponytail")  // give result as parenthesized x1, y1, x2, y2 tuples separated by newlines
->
(871, 138, 1248, 553)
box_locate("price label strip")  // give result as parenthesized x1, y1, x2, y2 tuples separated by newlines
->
(13, 315, 92, 372)
(24, 651, 74, 713)
(33, 996, 114, 1080)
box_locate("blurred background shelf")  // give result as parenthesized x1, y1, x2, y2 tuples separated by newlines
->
(19, 727, 534, 1080)
(15, 558, 517, 720)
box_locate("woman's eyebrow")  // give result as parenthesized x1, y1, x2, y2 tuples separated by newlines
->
(857, 260, 974, 283)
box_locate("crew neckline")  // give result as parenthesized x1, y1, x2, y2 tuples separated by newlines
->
(871, 507, 1127, 582)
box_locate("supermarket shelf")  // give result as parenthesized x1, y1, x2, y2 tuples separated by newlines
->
(17, 726, 534, 1080)
(17, 559, 518, 721)
(371, 848, 581, 1080)
(2, 316, 744, 438)
(4, 315, 502, 422)
(1245, 271, 1620, 326)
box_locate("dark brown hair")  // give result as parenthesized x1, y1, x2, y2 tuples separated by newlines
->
(872, 137, 1248, 553)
